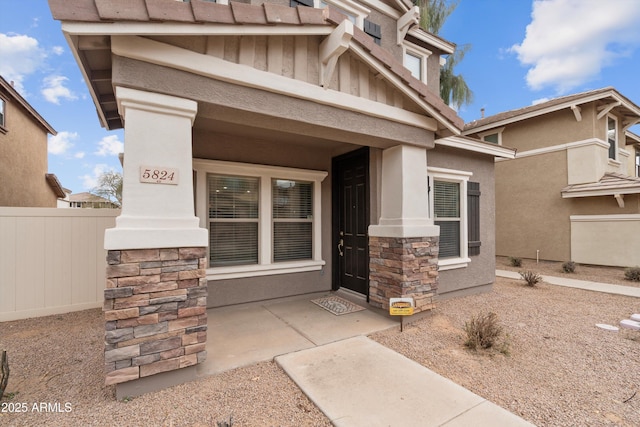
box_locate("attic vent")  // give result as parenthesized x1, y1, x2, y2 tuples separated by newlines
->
(364, 19, 381, 45)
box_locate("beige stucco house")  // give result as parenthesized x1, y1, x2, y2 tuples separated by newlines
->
(49, 0, 513, 395)
(0, 76, 65, 207)
(465, 87, 640, 268)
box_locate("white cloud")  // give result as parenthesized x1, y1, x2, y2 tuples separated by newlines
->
(41, 75, 77, 104)
(510, 0, 640, 93)
(74, 152, 86, 159)
(95, 135, 124, 157)
(52, 46, 64, 55)
(48, 131, 78, 155)
(0, 33, 46, 94)
(81, 164, 113, 190)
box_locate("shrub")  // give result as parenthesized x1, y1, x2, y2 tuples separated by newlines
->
(624, 267, 640, 282)
(562, 261, 576, 273)
(463, 312, 503, 350)
(508, 256, 522, 267)
(519, 270, 542, 287)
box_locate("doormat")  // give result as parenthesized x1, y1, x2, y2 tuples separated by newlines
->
(311, 296, 366, 316)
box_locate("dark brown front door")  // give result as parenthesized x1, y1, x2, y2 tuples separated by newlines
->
(333, 148, 369, 297)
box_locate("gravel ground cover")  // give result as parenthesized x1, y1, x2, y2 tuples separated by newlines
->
(1, 265, 639, 426)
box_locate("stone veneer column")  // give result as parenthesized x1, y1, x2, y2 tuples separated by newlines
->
(368, 145, 439, 314)
(104, 87, 208, 396)
(104, 247, 207, 386)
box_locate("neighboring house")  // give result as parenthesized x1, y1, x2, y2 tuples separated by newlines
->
(67, 192, 120, 208)
(49, 0, 513, 394)
(464, 87, 640, 268)
(0, 75, 66, 206)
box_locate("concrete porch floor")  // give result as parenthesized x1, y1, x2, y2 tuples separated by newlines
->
(196, 290, 398, 376)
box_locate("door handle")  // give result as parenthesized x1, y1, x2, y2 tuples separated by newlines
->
(338, 238, 344, 257)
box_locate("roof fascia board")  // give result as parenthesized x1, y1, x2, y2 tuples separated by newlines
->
(62, 21, 334, 37)
(359, 0, 402, 19)
(495, 138, 608, 162)
(111, 35, 438, 132)
(349, 42, 459, 134)
(562, 187, 640, 198)
(436, 136, 515, 158)
(407, 28, 455, 53)
(0, 77, 56, 134)
(465, 90, 640, 135)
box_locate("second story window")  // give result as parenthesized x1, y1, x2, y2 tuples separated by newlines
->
(635, 149, 640, 177)
(403, 43, 431, 83)
(0, 97, 6, 129)
(607, 115, 617, 160)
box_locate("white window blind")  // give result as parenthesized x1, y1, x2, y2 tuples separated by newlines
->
(208, 174, 259, 267)
(272, 179, 313, 262)
(434, 180, 460, 258)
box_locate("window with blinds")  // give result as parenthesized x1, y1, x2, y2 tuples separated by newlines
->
(272, 179, 313, 262)
(208, 174, 259, 267)
(434, 180, 460, 258)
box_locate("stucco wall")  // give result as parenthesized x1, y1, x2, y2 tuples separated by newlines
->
(495, 151, 572, 262)
(570, 215, 640, 267)
(0, 93, 56, 207)
(428, 146, 497, 298)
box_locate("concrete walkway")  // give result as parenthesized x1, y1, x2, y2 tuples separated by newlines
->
(200, 291, 534, 426)
(496, 269, 640, 298)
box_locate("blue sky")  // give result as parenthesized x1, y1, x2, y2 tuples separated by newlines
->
(2, 0, 640, 194)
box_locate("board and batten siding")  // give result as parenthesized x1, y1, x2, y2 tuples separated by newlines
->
(0, 208, 118, 322)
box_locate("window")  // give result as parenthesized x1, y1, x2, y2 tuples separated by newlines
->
(635, 149, 640, 177)
(0, 97, 5, 129)
(428, 167, 473, 270)
(403, 43, 431, 83)
(434, 180, 460, 258)
(477, 128, 504, 145)
(316, 0, 370, 28)
(483, 133, 499, 144)
(194, 159, 327, 280)
(208, 175, 259, 267)
(607, 115, 617, 160)
(272, 179, 313, 262)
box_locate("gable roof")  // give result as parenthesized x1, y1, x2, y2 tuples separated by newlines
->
(0, 75, 56, 135)
(49, 0, 463, 133)
(561, 173, 640, 198)
(464, 87, 640, 135)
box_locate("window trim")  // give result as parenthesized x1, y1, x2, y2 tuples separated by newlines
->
(194, 159, 327, 280)
(428, 167, 472, 270)
(0, 96, 6, 133)
(477, 127, 505, 145)
(403, 42, 431, 83)
(316, 0, 370, 28)
(607, 114, 618, 161)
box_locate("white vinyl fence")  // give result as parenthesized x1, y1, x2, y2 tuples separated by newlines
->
(0, 208, 119, 322)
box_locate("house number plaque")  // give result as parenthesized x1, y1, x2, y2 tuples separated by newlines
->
(139, 166, 179, 185)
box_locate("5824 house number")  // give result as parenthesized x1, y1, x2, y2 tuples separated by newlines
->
(139, 166, 179, 185)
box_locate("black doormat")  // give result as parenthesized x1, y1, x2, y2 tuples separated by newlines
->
(311, 296, 366, 316)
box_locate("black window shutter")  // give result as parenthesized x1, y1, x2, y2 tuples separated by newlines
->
(364, 19, 381, 45)
(291, 0, 313, 7)
(467, 182, 481, 256)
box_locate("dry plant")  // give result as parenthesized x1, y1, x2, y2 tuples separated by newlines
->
(463, 312, 506, 352)
(520, 270, 542, 287)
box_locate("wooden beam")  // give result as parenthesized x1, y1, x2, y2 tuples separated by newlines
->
(397, 6, 419, 45)
(319, 20, 353, 88)
(596, 101, 621, 120)
(570, 105, 582, 122)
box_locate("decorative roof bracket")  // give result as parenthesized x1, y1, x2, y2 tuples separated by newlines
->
(319, 19, 353, 88)
(614, 193, 625, 208)
(596, 101, 621, 120)
(570, 105, 582, 122)
(623, 118, 640, 132)
(397, 6, 419, 45)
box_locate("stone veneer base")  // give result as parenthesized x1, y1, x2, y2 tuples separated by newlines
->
(104, 247, 208, 388)
(369, 236, 439, 314)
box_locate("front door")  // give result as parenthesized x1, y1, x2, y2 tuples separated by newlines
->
(333, 148, 369, 297)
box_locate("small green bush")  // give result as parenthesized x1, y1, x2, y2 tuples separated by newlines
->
(519, 270, 542, 287)
(624, 266, 640, 282)
(562, 261, 576, 273)
(509, 256, 522, 267)
(464, 312, 503, 350)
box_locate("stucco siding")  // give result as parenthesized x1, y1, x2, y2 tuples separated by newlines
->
(428, 146, 497, 297)
(0, 95, 56, 207)
(570, 215, 640, 267)
(496, 150, 572, 261)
